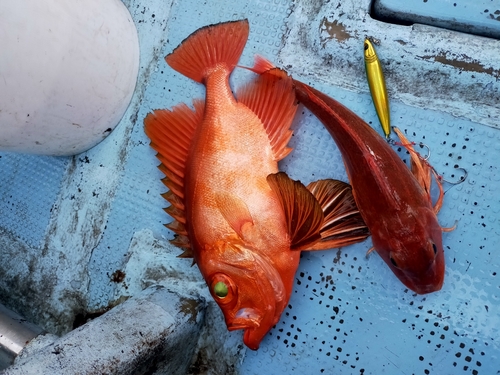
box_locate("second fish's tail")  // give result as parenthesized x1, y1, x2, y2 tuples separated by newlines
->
(166, 19, 249, 83)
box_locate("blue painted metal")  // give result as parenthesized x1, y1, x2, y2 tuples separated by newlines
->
(0, 0, 499, 374)
(373, 0, 500, 40)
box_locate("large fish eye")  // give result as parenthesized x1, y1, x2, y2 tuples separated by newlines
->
(214, 281, 228, 298)
(210, 273, 237, 305)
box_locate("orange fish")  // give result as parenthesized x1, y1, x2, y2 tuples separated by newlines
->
(293, 81, 448, 294)
(249, 56, 449, 294)
(144, 20, 369, 350)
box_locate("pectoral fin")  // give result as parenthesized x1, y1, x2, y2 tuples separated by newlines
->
(267, 172, 323, 251)
(305, 179, 370, 250)
(215, 193, 254, 239)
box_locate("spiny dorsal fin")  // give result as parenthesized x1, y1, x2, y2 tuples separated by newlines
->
(237, 69, 297, 161)
(171, 235, 191, 250)
(267, 172, 324, 251)
(251, 55, 277, 74)
(144, 99, 205, 253)
(165, 220, 188, 236)
(162, 190, 185, 211)
(166, 20, 249, 83)
(304, 179, 370, 250)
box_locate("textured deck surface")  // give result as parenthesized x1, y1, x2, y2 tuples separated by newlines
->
(0, 0, 498, 374)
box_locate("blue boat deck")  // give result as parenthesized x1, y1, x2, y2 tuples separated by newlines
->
(1, 0, 499, 374)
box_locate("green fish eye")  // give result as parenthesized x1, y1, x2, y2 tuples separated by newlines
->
(213, 281, 228, 298)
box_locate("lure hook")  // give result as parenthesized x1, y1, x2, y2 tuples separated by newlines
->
(388, 137, 431, 160)
(434, 167, 468, 186)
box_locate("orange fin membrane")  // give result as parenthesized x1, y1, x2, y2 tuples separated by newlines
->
(166, 19, 249, 83)
(305, 179, 370, 250)
(215, 193, 254, 239)
(253, 55, 277, 73)
(392, 127, 455, 232)
(237, 68, 297, 161)
(144, 99, 205, 255)
(392, 127, 444, 211)
(392, 127, 434, 204)
(267, 172, 324, 251)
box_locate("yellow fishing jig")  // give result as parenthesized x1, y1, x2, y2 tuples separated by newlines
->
(364, 38, 391, 138)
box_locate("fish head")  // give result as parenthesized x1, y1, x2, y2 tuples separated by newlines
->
(376, 208, 445, 294)
(199, 240, 296, 350)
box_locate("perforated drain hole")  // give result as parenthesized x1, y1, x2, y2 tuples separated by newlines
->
(399, 293, 492, 375)
(268, 251, 369, 371)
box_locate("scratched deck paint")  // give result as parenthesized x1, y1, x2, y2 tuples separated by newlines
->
(0, 0, 498, 374)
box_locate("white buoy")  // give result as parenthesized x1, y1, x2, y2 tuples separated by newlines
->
(0, 0, 140, 156)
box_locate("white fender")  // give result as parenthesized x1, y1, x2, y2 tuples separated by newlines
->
(0, 0, 140, 155)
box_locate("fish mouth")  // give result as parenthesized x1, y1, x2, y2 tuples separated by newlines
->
(410, 259, 445, 294)
(411, 277, 444, 294)
(227, 308, 267, 350)
(227, 308, 261, 331)
(402, 268, 444, 294)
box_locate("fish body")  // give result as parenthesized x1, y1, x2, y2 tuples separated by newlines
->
(364, 39, 391, 138)
(292, 81, 444, 294)
(144, 20, 369, 349)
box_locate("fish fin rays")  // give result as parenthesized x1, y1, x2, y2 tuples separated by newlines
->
(144, 100, 205, 253)
(237, 69, 297, 161)
(251, 55, 277, 74)
(267, 172, 323, 251)
(166, 20, 249, 83)
(304, 179, 370, 250)
(392, 127, 446, 214)
(215, 193, 254, 239)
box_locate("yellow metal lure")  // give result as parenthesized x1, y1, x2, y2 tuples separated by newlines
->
(364, 39, 391, 138)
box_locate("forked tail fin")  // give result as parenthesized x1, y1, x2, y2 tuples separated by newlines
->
(166, 19, 250, 83)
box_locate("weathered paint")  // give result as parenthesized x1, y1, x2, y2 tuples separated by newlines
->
(5, 286, 204, 375)
(0, 0, 498, 373)
(373, 0, 500, 40)
(280, 0, 500, 129)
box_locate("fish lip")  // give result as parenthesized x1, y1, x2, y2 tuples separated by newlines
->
(227, 308, 261, 331)
(227, 308, 270, 350)
(413, 280, 443, 294)
(243, 328, 261, 350)
(227, 309, 262, 331)
(227, 321, 257, 331)
(406, 273, 444, 294)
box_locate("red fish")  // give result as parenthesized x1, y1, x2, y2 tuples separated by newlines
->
(294, 82, 448, 294)
(250, 56, 448, 294)
(144, 20, 369, 350)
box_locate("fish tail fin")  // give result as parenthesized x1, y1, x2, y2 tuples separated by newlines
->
(166, 19, 249, 83)
(304, 179, 370, 251)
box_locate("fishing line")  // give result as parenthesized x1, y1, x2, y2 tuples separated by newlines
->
(388, 135, 467, 193)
